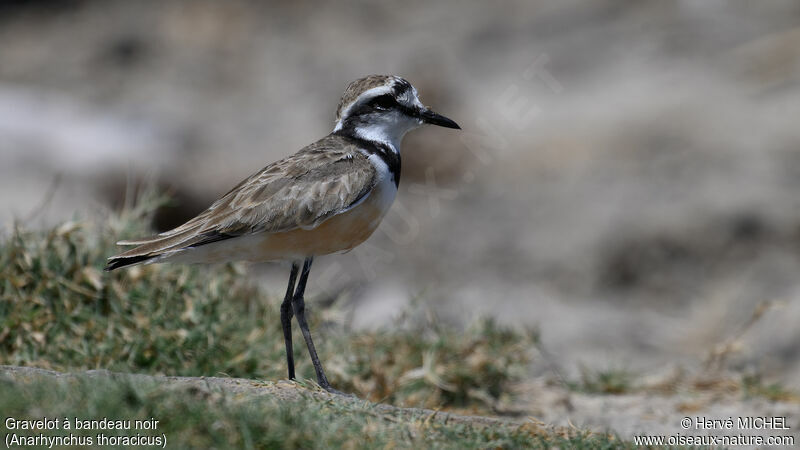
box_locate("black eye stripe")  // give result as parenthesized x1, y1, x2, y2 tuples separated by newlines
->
(343, 93, 417, 119)
(367, 94, 397, 109)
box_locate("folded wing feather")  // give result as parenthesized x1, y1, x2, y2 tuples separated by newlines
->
(106, 135, 376, 269)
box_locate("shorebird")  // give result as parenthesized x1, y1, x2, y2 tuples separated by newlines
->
(105, 75, 460, 392)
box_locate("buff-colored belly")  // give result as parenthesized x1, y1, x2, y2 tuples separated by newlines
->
(169, 183, 395, 264)
(254, 196, 387, 258)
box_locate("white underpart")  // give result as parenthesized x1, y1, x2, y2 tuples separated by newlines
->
(362, 151, 398, 218)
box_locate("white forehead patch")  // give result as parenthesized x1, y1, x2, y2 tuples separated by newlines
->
(406, 86, 425, 109)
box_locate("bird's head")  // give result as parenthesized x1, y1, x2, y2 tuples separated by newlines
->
(333, 75, 460, 148)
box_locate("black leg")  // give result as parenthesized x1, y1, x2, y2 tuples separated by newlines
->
(291, 257, 333, 390)
(281, 263, 300, 380)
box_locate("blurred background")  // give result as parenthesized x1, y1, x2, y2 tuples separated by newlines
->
(2, 0, 800, 431)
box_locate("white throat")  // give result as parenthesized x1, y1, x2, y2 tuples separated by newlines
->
(352, 124, 407, 153)
(334, 112, 422, 153)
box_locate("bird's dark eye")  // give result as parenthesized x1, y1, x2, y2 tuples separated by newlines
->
(368, 94, 396, 110)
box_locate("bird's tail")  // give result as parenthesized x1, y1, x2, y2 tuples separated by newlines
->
(104, 227, 235, 271)
(104, 254, 159, 271)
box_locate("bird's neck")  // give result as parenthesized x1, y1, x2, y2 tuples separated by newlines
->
(352, 125, 405, 154)
(333, 119, 413, 155)
(332, 126, 403, 188)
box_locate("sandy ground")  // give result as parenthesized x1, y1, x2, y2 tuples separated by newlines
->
(2, 0, 800, 440)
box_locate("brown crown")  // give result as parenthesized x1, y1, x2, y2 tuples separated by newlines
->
(335, 75, 405, 121)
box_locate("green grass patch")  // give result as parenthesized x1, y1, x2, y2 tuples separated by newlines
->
(0, 190, 535, 412)
(573, 367, 635, 395)
(0, 372, 627, 449)
(741, 373, 800, 403)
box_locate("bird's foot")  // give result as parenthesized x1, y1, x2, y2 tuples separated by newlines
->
(320, 383, 355, 397)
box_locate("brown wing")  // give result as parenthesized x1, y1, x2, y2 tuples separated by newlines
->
(106, 135, 376, 269)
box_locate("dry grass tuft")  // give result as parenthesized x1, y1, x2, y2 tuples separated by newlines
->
(0, 189, 536, 413)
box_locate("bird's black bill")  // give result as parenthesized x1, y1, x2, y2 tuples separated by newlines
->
(420, 109, 461, 129)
